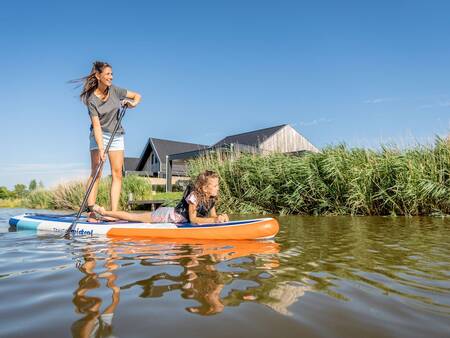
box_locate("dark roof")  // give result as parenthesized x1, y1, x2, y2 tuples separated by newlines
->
(136, 138, 209, 170)
(123, 157, 140, 171)
(213, 124, 287, 147)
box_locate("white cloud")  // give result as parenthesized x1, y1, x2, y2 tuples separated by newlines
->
(297, 118, 333, 127)
(364, 97, 396, 104)
(438, 101, 450, 107)
(417, 104, 435, 110)
(348, 131, 442, 150)
(0, 162, 95, 189)
(0, 162, 87, 175)
(417, 98, 450, 110)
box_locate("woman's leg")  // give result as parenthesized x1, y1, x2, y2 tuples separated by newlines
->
(108, 150, 124, 211)
(87, 149, 103, 210)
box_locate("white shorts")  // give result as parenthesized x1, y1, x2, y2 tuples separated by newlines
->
(89, 132, 124, 151)
(151, 207, 187, 223)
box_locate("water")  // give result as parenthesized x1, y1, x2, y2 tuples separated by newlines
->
(0, 208, 449, 338)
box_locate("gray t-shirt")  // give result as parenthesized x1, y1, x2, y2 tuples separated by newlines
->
(87, 85, 127, 135)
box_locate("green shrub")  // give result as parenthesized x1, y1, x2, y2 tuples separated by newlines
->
(24, 189, 54, 209)
(24, 175, 154, 210)
(187, 138, 450, 216)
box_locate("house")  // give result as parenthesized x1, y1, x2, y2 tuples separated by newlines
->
(123, 124, 319, 191)
(123, 157, 140, 174)
(212, 124, 319, 153)
(123, 138, 209, 177)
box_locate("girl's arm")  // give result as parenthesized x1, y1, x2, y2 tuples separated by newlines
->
(91, 115, 105, 161)
(211, 206, 229, 222)
(209, 206, 218, 218)
(188, 203, 220, 225)
(123, 90, 141, 108)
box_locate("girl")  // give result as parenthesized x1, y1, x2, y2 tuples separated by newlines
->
(93, 170, 229, 224)
(77, 61, 141, 222)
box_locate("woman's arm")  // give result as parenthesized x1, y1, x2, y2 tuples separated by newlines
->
(91, 116, 105, 161)
(123, 90, 141, 108)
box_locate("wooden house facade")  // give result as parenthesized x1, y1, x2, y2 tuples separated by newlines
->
(213, 124, 319, 153)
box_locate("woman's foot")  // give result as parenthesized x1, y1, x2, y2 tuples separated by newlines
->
(92, 204, 106, 215)
(86, 204, 113, 222)
(92, 204, 118, 222)
(87, 211, 100, 223)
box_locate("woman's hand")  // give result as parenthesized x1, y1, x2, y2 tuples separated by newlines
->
(98, 148, 107, 162)
(123, 90, 141, 108)
(121, 99, 137, 108)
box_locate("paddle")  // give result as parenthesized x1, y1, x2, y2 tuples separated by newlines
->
(65, 104, 128, 238)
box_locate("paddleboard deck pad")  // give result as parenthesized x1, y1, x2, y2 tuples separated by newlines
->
(9, 213, 279, 240)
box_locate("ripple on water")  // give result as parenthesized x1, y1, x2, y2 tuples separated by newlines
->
(0, 210, 449, 338)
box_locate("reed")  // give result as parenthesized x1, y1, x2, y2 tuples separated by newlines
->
(0, 198, 24, 208)
(24, 175, 154, 210)
(24, 189, 54, 209)
(19, 139, 450, 215)
(187, 138, 450, 216)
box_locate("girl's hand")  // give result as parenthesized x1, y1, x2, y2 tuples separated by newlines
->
(121, 99, 137, 108)
(216, 214, 228, 223)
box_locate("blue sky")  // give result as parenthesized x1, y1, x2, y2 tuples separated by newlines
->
(1, 0, 449, 189)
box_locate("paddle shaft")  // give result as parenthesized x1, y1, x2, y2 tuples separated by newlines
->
(65, 105, 128, 236)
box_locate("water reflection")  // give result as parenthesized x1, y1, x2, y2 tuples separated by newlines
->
(183, 255, 225, 315)
(274, 216, 450, 313)
(120, 239, 280, 315)
(71, 246, 120, 338)
(70, 238, 280, 336)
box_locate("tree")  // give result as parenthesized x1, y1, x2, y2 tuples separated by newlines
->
(29, 179, 37, 191)
(38, 181, 44, 189)
(0, 186, 11, 199)
(13, 184, 28, 198)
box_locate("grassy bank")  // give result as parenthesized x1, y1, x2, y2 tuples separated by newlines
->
(0, 198, 24, 208)
(187, 138, 450, 216)
(19, 175, 181, 210)
(5, 139, 449, 216)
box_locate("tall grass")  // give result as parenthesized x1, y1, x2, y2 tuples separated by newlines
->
(24, 175, 154, 210)
(187, 138, 450, 216)
(0, 198, 24, 208)
(19, 139, 450, 215)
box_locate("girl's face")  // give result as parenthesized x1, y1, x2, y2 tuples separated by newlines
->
(96, 66, 113, 87)
(203, 177, 219, 197)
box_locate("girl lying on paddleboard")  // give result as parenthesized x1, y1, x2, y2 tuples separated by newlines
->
(93, 170, 230, 225)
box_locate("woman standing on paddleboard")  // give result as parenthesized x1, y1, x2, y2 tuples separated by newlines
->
(78, 61, 141, 222)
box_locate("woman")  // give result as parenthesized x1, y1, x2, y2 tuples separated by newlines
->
(79, 61, 141, 222)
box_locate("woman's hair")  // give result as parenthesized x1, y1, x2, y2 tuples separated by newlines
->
(193, 170, 219, 206)
(71, 61, 112, 105)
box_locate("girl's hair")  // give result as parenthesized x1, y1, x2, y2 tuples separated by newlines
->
(71, 61, 112, 105)
(193, 170, 219, 206)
